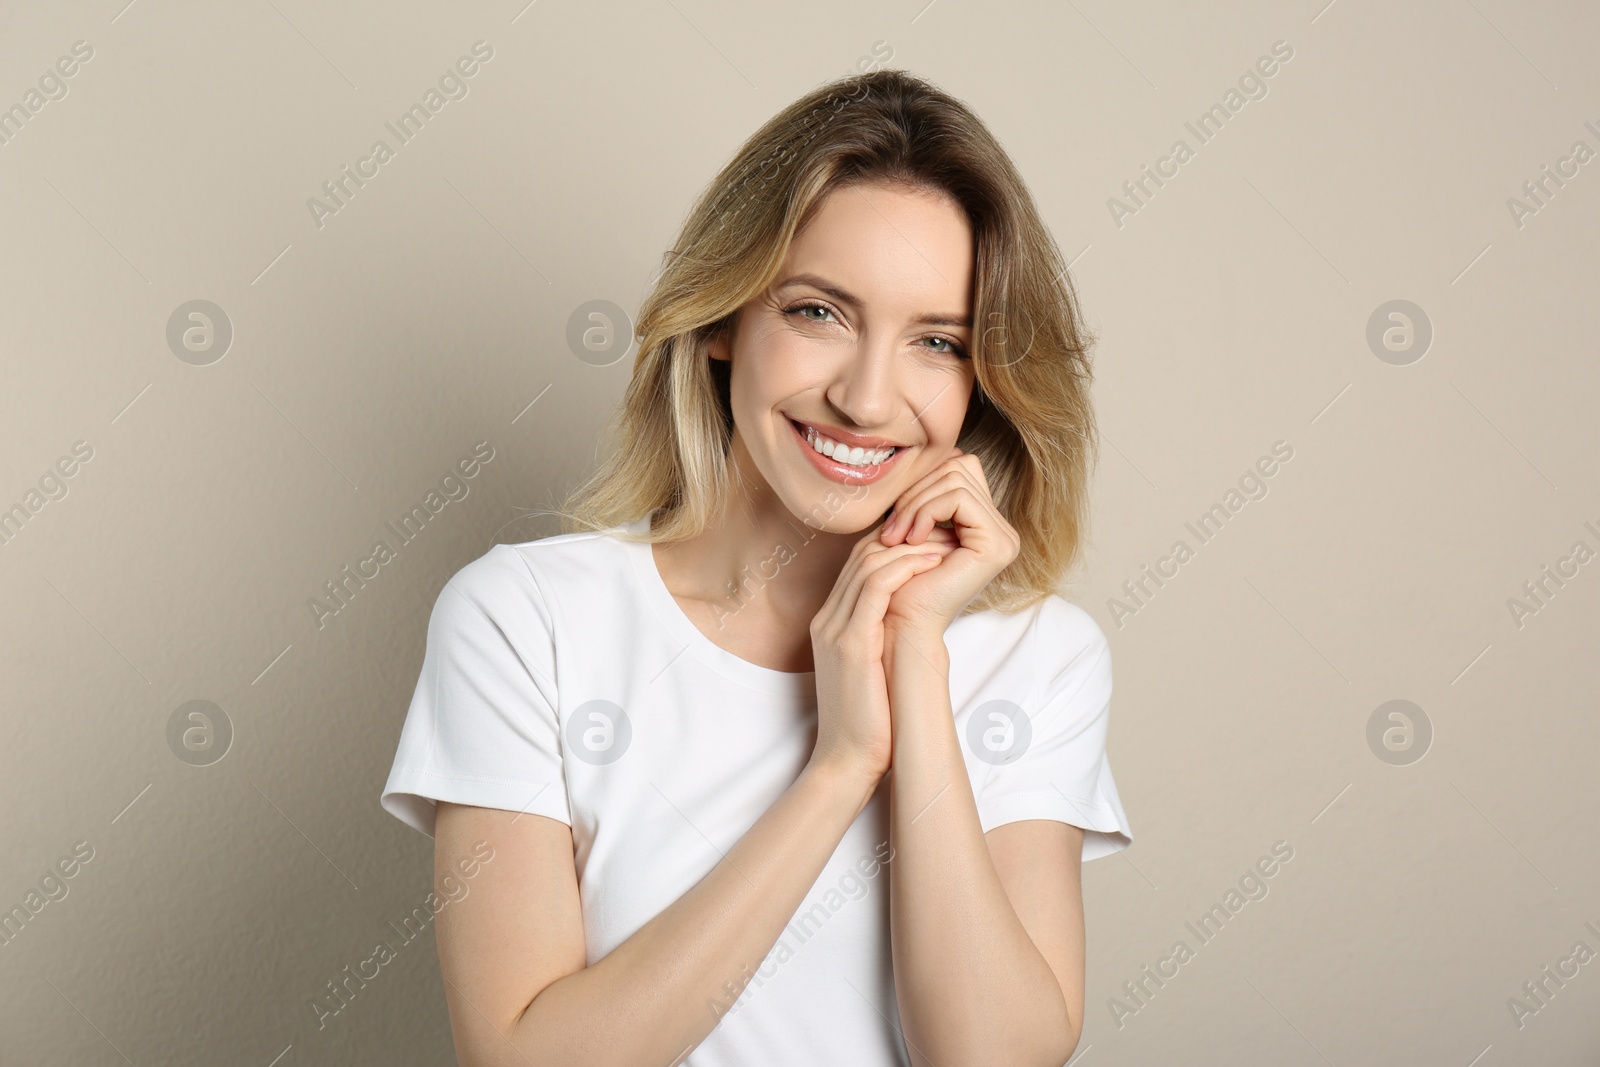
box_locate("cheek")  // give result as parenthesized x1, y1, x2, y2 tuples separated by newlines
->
(740, 332, 820, 399)
(925, 381, 975, 438)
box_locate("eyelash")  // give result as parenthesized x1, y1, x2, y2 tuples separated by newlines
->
(783, 300, 970, 360)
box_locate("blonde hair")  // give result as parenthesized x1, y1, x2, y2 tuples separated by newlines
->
(555, 68, 1099, 615)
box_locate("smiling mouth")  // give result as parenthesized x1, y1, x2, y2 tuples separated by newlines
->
(788, 418, 904, 466)
(784, 417, 911, 485)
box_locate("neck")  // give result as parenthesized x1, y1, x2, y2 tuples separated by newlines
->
(652, 453, 881, 624)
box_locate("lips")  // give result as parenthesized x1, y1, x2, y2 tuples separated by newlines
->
(787, 416, 908, 484)
(786, 416, 907, 451)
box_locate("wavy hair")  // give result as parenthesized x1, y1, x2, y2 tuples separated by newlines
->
(555, 68, 1099, 615)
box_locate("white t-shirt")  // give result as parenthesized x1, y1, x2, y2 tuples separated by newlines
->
(381, 513, 1132, 1064)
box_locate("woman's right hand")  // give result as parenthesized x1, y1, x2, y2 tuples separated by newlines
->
(807, 517, 957, 786)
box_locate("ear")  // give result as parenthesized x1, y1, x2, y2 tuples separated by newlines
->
(707, 316, 735, 362)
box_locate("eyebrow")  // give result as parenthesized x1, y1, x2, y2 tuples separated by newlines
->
(775, 273, 971, 330)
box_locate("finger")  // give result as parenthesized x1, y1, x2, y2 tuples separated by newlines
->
(883, 508, 953, 547)
(905, 464, 1009, 546)
(820, 532, 931, 636)
(903, 486, 998, 548)
(884, 465, 970, 544)
(837, 540, 948, 627)
(816, 525, 894, 637)
(954, 451, 991, 495)
(911, 524, 959, 550)
(846, 551, 944, 635)
(889, 470, 971, 544)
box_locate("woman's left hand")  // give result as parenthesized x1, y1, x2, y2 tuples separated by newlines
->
(877, 447, 1020, 641)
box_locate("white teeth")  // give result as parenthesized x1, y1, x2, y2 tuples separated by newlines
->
(801, 424, 897, 467)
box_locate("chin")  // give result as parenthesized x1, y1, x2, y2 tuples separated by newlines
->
(782, 490, 876, 532)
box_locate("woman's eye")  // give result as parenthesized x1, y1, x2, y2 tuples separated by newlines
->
(788, 303, 837, 324)
(924, 336, 970, 359)
(787, 303, 967, 359)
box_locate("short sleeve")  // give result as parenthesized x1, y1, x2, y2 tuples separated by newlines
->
(380, 545, 571, 837)
(972, 597, 1133, 861)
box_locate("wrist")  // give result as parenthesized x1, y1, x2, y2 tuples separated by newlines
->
(883, 624, 950, 675)
(801, 755, 883, 817)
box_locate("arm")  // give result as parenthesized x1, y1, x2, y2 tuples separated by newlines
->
(882, 629, 1084, 1067)
(432, 757, 879, 1067)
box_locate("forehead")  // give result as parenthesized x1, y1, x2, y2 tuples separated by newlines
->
(782, 182, 974, 319)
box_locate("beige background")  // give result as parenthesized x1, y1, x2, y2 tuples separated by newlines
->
(3, 0, 1597, 1064)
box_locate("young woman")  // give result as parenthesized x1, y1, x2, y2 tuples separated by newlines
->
(381, 69, 1132, 1067)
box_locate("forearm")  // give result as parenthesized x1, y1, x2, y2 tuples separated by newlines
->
(884, 631, 1075, 1067)
(486, 761, 878, 1067)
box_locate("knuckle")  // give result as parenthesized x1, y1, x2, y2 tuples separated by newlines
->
(863, 567, 893, 590)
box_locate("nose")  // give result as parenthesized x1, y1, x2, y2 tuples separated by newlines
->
(822, 333, 907, 437)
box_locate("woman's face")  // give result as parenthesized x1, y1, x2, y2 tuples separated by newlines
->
(710, 180, 978, 531)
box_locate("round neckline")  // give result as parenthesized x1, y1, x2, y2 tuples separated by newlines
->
(619, 513, 817, 698)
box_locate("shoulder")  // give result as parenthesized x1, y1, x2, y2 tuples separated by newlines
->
(1029, 593, 1111, 667)
(437, 525, 634, 628)
(436, 543, 541, 618)
(952, 592, 1110, 699)
(957, 592, 1108, 661)
(1012, 593, 1112, 703)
